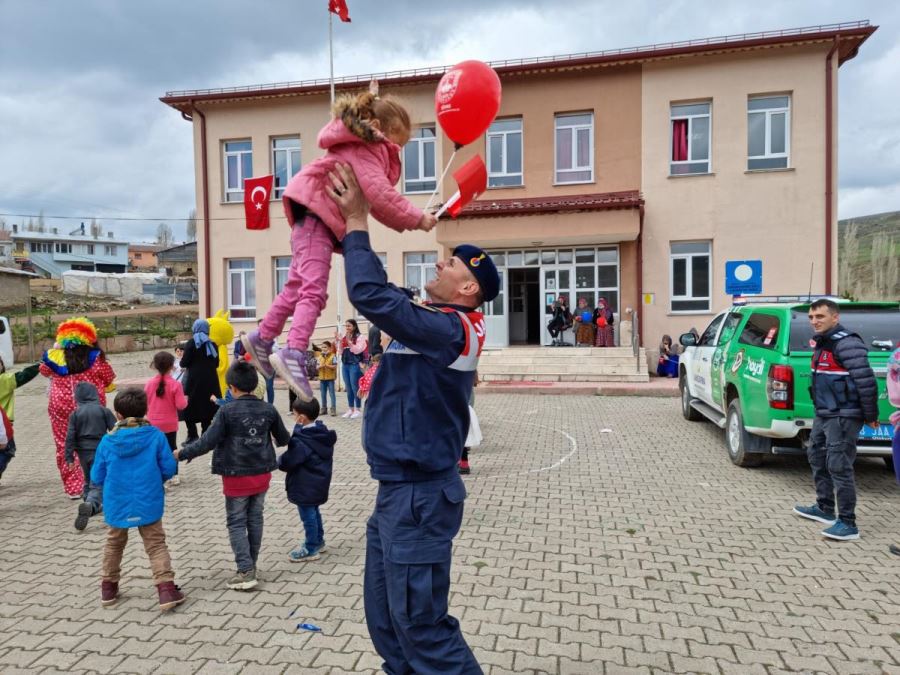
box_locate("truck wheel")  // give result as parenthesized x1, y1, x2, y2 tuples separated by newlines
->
(680, 374, 702, 421)
(725, 399, 763, 467)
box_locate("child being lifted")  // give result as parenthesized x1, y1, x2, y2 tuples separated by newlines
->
(243, 83, 437, 400)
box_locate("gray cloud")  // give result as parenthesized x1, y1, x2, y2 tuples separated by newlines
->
(0, 0, 897, 242)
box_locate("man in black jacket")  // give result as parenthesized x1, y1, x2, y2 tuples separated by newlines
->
(793, 298, 879, 541)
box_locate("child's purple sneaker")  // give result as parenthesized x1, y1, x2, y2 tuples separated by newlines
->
(270, 348, 314, 401)
(242, 331, 275, 379)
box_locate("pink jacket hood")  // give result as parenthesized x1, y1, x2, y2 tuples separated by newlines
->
(281, 118, 423, 239)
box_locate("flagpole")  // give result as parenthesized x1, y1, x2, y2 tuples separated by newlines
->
(329, 6, 346, 396)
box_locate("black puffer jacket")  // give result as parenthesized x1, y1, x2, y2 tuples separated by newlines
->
(178, 395, 291, 476)
(278, 421, 337, 506)
(65, 382, 117, 463)
(811, 324, 879, 422)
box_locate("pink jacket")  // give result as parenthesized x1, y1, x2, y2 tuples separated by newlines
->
(145, 374, 188, 434)
(282, 119, 424, 239)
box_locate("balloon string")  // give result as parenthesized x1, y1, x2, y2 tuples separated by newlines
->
(424, 149, 457, 211)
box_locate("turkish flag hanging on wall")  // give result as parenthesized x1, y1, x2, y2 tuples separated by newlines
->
(329, 0, 351, 22)
(243, 175, 274, 230)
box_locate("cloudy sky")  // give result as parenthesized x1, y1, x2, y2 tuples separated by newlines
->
(1, 0, 898, 243)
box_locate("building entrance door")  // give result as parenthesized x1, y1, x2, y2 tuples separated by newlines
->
(540, 265, 572, 346)
(507, 268, 540, 344)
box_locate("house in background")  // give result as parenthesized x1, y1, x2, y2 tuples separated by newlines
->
(156, 242, 198, 277)
(128, 243, 164, 270)
(0, 230, 11, 263)
(10, 224, 128, 278)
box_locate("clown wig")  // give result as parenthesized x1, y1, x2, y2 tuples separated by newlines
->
(56, 317, 98, 348)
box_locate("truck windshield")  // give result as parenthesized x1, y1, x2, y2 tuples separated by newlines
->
(790, 308, 900, 352)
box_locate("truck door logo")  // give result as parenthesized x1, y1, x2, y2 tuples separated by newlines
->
(730, 349, 745, 374)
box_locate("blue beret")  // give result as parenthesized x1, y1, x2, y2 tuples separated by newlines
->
(453, 244, 500, 303)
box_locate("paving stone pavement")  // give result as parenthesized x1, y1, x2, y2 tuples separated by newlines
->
(2, 350, 899, 674)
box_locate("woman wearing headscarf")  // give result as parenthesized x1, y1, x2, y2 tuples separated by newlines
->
(572, 297, 595, 346)
(656, 334, 680, 378)
(39, 317, 116, 498)
(592, 297, 615, 347)
(180, 319, 221, 442)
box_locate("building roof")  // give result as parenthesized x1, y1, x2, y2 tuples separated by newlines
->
(11, 231, 129, 245)
(161, 21, 875, 112)
(453, 191, 643, 219)
(0, 266, 38, 278)
(156, 241, 197, 255)
(0, 230, 11, 242)
(129, 243, 164, 253)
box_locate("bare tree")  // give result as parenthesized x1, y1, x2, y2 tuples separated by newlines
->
(156, 222, 174, 248)
(36, 210, 46, 233)
(185, 209, 197, 242)
(0, 217, 7, 231)
(26, 217, 34, 232)
(90, 218, 103, 238)
(838, 222, 859, 297)
(871, 231, 899, 300)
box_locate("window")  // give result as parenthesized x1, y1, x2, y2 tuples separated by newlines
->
(555, 113, 593, 183)
(670, 241, 711, 312)
(272, 137, 301, 198)
(697, 314, 724, 347)
(224, 140, 253, 203)
(104, 245, 117, 256)
(403, 127, 436, 193)
(55, 242, 72, 254)
(227, 258, 256, 319)
(486, 118, 523, 187)
(134, 252, 143, 259)
(273, 256, 291, 295)
(739, 312, 782, 349)
(29, 242, 52, 253)
(717, 312, 744, 346)
(404, 252, 437, 297)
(670, 102, 711, 175)
(748, 96, 790, 170)
(375, 253, 388, 271)
(86, 244, 94, 255)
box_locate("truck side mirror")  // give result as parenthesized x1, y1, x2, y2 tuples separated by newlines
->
(679, 332, 696, 347)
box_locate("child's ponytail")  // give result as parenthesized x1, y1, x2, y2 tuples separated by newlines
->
(333, 84, 410, 144)
(151, 351, 176, 397)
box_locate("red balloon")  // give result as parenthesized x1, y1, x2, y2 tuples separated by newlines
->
(435, 60, 502, 147)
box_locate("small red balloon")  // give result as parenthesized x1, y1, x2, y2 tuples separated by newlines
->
(435, 60, 502, 147)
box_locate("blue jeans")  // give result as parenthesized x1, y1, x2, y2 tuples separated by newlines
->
(225, 491, 266, 572)
(343, 363, 362, 408)
(77, 450, 103, 513)
(265, 376, 275, 405)
(319, 380, 336, 409)
(298, 505, 324, 549)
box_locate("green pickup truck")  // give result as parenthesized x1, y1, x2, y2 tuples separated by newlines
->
(678, 299, 898, 468)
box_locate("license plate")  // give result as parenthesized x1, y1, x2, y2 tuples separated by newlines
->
(859, 424, 895, 441)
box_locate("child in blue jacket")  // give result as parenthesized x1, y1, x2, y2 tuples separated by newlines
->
(90, 387, 183, 612)
(279, 397, 336, 562)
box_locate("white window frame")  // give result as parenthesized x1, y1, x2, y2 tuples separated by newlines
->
(747, 95, 791, 170)
(227, 258, 256, 319)
(375, 252, 388, 272)
(271, 137, 301, 199)
(402, 127, 437, 194)
(669, 102, 712, 175)
(404, 252, 438, 297)
(29, 242, 52, 253)
(273, 256, 291, 296)
(86, 244, 95, 255)
(486, 118, 523, 188)
(669, 241, 712, 313)
(55, 242, 72, 254)
(224, 140, 253, 203)
(104, 244, 117, 256)
(554, 112, 594, 185)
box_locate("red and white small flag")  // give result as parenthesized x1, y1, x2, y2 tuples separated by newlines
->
(243, 175, 274, 230)
(329, 0, 351, 22)
(436, 156, 487, 219)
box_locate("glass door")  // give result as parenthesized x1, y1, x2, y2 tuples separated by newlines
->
(482, 268, 507, 348)
(540, 266, 572, 346)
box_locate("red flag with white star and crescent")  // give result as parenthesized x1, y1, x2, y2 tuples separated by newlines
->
(243, 175, 274, 230)
(329, 0, 351, 22)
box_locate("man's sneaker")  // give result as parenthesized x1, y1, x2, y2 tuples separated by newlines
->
(288, 545, 321, 562)
(350, 409, 361, 419)
(458, 459, 471, 475)
(822, 520, 860, 541)
(227, 569, 258, 591)
(793, 504, 837, 524)
(101, 580, 119, 607)
(889, 544, 900, 556)
(74, 502, 94, 531)
(341, 409, 353, 418)
(157, 581, 186, 611)
(318, 540, 327, 553)
(270, 348, 313, 401)
(241, 331, 276, 379)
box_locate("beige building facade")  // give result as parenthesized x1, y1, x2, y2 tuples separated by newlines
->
(161, 21, 873, 364)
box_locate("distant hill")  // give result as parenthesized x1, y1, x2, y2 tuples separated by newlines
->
(838, 210, 900, 301)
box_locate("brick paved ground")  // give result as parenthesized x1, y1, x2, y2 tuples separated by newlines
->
(1, 350, 899, 674)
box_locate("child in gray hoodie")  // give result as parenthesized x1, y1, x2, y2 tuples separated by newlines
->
(66, 382, 116, 530)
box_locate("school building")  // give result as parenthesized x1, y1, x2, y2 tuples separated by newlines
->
(160, 21, 874, 369)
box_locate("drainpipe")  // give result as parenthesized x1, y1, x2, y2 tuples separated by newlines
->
(636, 204, 644, 348)
(188, 102, 212, 316)
(824, 37, 839, 295)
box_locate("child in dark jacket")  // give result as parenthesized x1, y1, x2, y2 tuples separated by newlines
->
(66, 382, 117, 530)
(177, 360, 291, 590)
(279, 397, 336, 562)
(90, 387, 183, 611)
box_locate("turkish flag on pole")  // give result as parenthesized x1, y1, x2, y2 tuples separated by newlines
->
(436, 156, 487, 219)
(329, 0, 351, 22)
(243, 175, 274, 230)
